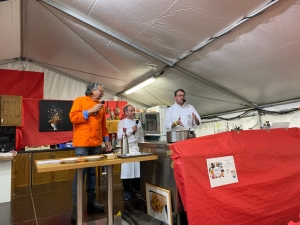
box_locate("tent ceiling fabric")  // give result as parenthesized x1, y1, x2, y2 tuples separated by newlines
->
(1, 0, 300, 116)
(0, 0, 20, 59)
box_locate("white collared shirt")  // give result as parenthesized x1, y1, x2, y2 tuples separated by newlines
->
(165, 102, 201, 131)
(117, 118, 144, 148)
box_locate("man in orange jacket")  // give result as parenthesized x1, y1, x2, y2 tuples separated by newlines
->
(69, 82, 112, 222)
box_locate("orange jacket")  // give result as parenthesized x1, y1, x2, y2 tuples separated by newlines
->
(69, 96, 108, 147)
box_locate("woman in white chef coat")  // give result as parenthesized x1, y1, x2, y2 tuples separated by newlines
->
(117, 104, 144, 200)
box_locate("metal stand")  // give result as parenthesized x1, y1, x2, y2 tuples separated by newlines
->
(97, 166, 102, 188)
(107, 165, 114, 225)
(76, 168, 83, 225)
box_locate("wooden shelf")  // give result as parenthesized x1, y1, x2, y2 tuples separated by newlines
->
(0, 95, 22, 126)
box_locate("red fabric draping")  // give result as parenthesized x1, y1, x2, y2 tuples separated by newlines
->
(0, 69, 44, 99)
(0, 69, 128, 149)
(0, 69, 44, 150)
(170, 128, 300, 225)
(20, 99, 73, 148)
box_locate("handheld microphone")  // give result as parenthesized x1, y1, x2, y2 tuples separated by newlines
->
(183, 99, 186, 103)
(133, 117, 139, 135)
(94, 100, 105, 115)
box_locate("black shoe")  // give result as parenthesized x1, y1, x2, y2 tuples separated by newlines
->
(133, 189, 141, 197)
(87, 193, 105, 213)
(71, 205, 76, 222)
(124, 191, 132, 201)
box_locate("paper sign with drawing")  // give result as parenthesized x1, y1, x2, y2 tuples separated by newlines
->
(207, 155, 238, 188)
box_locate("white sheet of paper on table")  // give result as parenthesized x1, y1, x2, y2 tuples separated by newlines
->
(37, 160, 62, 165)
(127, 151, 141, 156)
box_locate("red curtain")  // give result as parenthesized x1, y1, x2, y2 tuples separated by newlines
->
(1, 69, 128, 150)
(170, 128, 300, 225)
(0, 69, 44, 98)
(1, 69, 44, 150)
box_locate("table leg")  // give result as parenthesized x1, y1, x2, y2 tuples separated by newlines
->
(97, 166, 101, 188)
(107, 165, 114, 225)
(76, 168, 83, 225)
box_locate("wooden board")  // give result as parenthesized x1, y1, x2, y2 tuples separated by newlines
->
(35, 155, 158, 173)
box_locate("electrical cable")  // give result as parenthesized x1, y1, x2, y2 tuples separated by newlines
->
(258, 108, 299, 115)
(203, 107, 300, 121)
(203, 109, 256, 121)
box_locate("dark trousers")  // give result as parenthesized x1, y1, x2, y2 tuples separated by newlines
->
(122, 178, 140, 192)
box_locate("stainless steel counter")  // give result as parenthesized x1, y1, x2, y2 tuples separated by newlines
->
(139, 141, 186, 225)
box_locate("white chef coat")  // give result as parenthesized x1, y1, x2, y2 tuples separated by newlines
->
(165, 102, 201, 131)
(117, 118, 144, 179)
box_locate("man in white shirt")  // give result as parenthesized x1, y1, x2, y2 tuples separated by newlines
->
(165, 89, 201, 132)
(117, 104, 144, 200)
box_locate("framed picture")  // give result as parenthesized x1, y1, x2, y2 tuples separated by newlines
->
(39, 100, 73, 132)
(145, 183, 172, 225)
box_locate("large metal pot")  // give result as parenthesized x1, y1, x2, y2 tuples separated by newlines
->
(166, 130, 190, 143)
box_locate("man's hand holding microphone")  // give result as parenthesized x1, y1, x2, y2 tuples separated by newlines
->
(132, 117, 139, 135)
(89, 100, 105, 116)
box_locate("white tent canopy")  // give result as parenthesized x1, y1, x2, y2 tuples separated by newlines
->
(1, 0, 300, 117)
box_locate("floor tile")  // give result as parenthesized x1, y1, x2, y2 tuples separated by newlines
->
(14, 186, 31, 197)
(11, 220, 37, 225)
(33, 188, 72, 218)
(0, 195, 35, 224)
(37, 213, 73, 225)
(0, 172, 156, 225)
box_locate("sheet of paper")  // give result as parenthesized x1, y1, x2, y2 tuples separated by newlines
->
(0, 153, 13, 157)
(206, 156, 238, 188)
(37, 160, 61, 165)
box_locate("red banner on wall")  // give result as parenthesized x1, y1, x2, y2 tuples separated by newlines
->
(0, 69, 44, 99)
(1, 69, 128, 149)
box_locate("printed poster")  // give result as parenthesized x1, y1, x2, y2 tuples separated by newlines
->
(207, 156, 238, 188)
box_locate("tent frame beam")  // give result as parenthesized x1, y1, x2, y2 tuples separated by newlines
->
(0, 59, 18, 66)
(25, 59, 150, 108)
(39, 0, 171, 66)
(39, 0, 261, 109)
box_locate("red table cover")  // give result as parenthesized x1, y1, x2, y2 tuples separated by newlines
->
(170, 128, 300, 225)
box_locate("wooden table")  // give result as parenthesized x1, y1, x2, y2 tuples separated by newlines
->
(35, 154, 158, 225)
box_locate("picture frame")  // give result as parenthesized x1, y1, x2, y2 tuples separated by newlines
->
(145, 183, 172, 225)
(39, 100, 73, 132)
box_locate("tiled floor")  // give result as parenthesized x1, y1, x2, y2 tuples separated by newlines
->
(0, 172, 146, 225)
